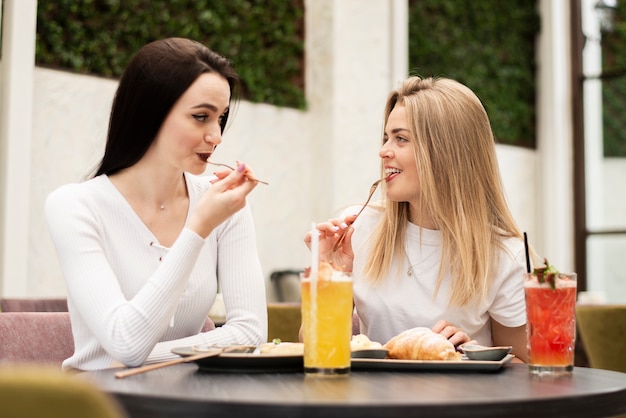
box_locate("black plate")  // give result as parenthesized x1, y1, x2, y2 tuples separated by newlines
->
(174, 347, 512, 373)
(171, 347, 303, 373)
(351, 348, 389, 359)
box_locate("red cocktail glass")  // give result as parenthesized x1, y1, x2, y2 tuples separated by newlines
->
(524, 272, 577, 375)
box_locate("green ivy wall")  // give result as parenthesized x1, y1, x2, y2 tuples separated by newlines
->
(34, 0, 542, 148)
(408, 0, 540, 148)
(601, 4, 626, 157)
(35, 0, 306, 109)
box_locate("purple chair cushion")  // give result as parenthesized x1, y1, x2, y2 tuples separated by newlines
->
(0, 312, 74, 367)
(0, 309, 214, 367)
(201, 316, 216, 332)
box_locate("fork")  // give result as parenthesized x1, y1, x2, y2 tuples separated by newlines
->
(332, 178, 383, 252)
(207, 161, 269, 185)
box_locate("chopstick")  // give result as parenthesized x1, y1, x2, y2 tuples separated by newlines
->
(114, 348, 224, 379)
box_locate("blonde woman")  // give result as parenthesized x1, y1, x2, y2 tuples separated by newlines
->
(305, 76, 528, 363)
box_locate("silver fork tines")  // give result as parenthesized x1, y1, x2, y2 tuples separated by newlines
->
(207, 161, 269, 185)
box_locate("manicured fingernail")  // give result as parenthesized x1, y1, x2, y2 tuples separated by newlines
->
(340, 222, 348, 229)
(237, 162, 246, 173)
(332, 226, 340, 232)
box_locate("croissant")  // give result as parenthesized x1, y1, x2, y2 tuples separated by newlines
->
(384, 327, 461, 361)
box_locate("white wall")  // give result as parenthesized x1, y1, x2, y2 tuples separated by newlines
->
(28, 66, 547, 301)
(0, 0, 37, 296)
(496, 145, 537, 245)
(9, 0, 626, 302)
(29, 69, 115, 296)
(29, 68, 315, 300)
(23, 0, 406, 301)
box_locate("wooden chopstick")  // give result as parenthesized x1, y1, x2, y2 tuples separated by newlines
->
(114, 348, 223, 379)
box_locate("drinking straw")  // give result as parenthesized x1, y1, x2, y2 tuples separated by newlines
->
(310, 222, 319, 280)
(310, 222, 319, 350)
(523, 232, 531, 273)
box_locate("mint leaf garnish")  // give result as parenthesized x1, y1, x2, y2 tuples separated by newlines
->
(532, 258, 559, 290)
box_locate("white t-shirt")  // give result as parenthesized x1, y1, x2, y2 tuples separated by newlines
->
(45, 173, 267, 371)
(347, 205, 526, 346)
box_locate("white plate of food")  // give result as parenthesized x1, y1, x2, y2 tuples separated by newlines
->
(351, 327, 514, 372)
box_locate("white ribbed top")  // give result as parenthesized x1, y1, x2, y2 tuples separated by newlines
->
(45, 173, 267, 371)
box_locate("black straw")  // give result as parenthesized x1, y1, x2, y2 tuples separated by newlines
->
(523, 232, 531, 273)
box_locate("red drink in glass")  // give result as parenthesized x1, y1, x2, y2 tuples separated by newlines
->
(524, 272, 577, 375)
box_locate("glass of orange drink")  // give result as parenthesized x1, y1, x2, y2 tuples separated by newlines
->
(300, 262, 353, 376)
(524, 262, 577, 375)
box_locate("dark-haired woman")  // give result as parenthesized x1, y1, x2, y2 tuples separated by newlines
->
(46, 38, 267, 371)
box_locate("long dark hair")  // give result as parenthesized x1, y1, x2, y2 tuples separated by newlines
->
(92, 37, 239, 177)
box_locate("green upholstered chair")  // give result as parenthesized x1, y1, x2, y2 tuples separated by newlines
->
(0, 365, 126, 418)
(266, 303, 362, 343)
(267, 302, 302, 342)
(576, 305, 626, 373)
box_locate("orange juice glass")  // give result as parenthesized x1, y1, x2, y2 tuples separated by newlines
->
(300, 270, 353, 376)
(524, 272, 577, 375)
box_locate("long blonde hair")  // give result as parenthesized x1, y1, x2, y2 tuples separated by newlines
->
(363, 76, 522, 306)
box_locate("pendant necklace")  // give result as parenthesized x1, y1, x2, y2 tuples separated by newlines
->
(406, 250, 416, 276)
(407, 254, 417, 276)
(405, 245, 438, 276)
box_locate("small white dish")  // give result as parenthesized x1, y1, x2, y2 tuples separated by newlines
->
(459, 344, 512, 361)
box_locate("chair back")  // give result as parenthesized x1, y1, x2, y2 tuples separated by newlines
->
(0, 365, 126, 417)
(201, 316, 216, 332)
(576, 304, 626, 373)
(0, 298, 68, 312)
(0, 312, 74, 367)
(266, 303, 361, 342)
(267, 302, 302, 342)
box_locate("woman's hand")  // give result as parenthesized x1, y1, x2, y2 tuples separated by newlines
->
(431, 319, 475, 347)
(188, 161, 259, 238)
(303, 214, 358, 272)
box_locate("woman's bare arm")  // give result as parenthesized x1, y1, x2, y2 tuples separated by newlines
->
(492, 320, 528, 363)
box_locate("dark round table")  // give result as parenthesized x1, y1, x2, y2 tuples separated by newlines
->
(83, 363, 626, 418)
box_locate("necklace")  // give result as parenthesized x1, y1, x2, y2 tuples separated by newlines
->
(407, 255, 417, 276)
(405, 245, 438, 276)
(405, 250, 415, 276)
